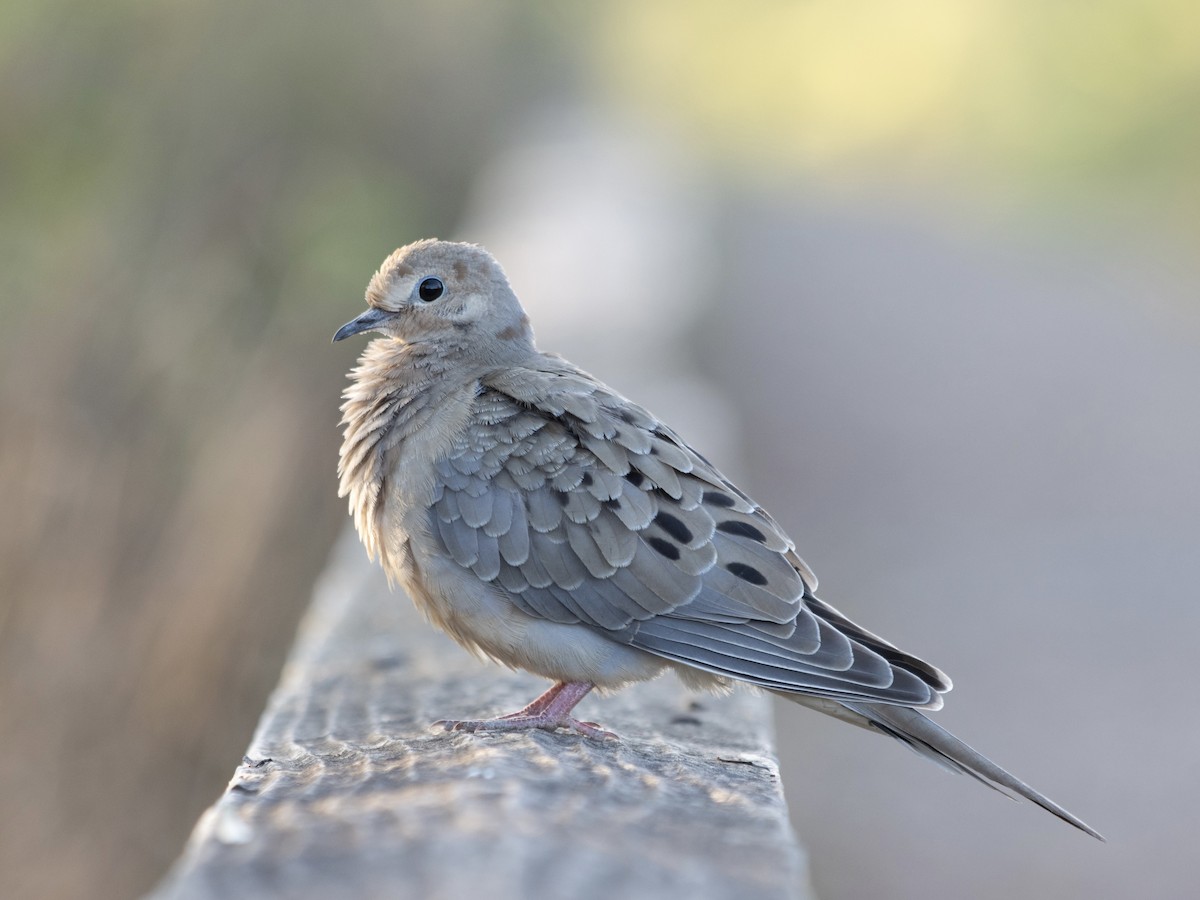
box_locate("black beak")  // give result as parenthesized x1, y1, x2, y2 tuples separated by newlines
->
(332, 307, 392, 343)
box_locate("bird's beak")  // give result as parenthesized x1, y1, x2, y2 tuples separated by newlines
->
(332, 307, 393, 343)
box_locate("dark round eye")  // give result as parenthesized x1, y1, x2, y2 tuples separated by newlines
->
(418, 277, 444, 302)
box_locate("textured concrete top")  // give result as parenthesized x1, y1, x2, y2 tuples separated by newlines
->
(149, 527, 813, 900)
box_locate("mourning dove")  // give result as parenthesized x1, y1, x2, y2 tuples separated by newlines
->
(334, 238, 1102, 839)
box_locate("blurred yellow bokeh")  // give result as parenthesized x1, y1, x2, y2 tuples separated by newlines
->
(596, 0, 1200, 214)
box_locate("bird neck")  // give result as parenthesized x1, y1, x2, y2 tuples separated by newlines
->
(342, 338, 472, 445)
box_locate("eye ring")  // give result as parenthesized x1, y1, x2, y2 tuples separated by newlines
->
(418, 277, 444, 302)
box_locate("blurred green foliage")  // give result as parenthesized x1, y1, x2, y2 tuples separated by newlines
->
(0, 2, 573, 898)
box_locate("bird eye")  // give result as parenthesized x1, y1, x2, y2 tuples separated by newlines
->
(418, 277, 444, 302)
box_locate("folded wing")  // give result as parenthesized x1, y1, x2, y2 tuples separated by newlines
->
(429, 359, 950, 708)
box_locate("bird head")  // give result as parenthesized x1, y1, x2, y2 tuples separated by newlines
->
(333, 239, 534, 359)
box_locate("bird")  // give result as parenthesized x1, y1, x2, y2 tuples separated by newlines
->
(333, 238, 1102, 840)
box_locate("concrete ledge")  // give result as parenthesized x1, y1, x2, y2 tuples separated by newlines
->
(150, 527, 813, 900)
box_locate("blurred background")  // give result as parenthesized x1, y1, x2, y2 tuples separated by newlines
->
(2, 1, 1198, 898)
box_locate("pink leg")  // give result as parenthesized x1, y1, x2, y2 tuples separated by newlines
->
(497, 681, 569, 719)
(434, 681, 617, 740)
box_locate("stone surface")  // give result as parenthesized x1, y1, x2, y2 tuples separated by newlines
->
(150, 527, 813, 900)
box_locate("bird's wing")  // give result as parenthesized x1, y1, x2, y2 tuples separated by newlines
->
(430, 358, 949, 708)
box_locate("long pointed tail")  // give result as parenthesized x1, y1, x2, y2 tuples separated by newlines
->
(813, 698, 1104, 840)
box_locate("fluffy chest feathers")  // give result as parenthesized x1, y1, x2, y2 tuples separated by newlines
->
(338, 339, 477, 576)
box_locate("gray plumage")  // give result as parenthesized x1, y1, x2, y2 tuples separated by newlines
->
(334, 238, 1102, 840)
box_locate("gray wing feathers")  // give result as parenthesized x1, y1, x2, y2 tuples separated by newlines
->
(429, 362, 950, 707)
(436, 515, 478, 568)
(473, 531, 501, 581)
(532, 530, 588, 587)
(608, 565, 690, 616)
(565, 522, 619, 578)
(608, 486, 655, 530)
(634, 618, 939, 705)
(585, 508, 639, 568)
(455, 489, 493, 529)
(497, 498, 530, 565)
(482, 488, 514, 538)
(525, 486, 561, 532)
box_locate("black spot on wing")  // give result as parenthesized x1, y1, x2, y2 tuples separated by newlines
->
(654, 511, 693, 544)
(647, 537, 681, 560)
(703, 491, 736, 508)
(726, 561, 768, 586)
(716, 520, 767, 542)
(625, 470, 646, 488)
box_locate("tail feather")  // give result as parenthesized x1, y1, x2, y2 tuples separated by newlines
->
(785, 694, 1105, 840)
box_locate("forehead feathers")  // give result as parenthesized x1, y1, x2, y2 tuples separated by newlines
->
(365, 239, 505, 311)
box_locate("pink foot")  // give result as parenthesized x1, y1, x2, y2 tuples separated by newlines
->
(433, 681, 618, 740)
